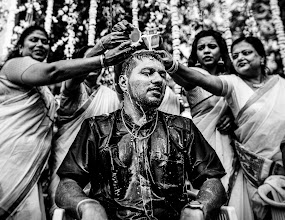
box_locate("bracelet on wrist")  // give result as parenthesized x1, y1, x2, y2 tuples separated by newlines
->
(100, 54, 105, 68)
(166, 60, 179, 75)
(76, 198, 101, 219)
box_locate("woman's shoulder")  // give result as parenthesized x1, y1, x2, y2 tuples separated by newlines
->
(1, 56, 39, 77)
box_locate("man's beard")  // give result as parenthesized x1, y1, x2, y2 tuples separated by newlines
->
(128, 85, 163, 111)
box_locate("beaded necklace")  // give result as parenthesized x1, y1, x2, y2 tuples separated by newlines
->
(120, 109, 159, 141)
(121, 109, 158, 219)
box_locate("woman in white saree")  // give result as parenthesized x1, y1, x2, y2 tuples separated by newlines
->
(180, 30, 235, 194)
(0, 25, 134, 220)
(160, 36, 285, 220)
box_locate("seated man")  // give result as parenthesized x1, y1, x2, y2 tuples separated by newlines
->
(55, 50, 227, 220)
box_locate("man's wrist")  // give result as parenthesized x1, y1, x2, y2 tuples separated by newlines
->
(184, 200, 206, 217)
(76, 198, 101, 219)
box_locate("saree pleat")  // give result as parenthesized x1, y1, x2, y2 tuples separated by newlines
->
(0, 79, 56, 219)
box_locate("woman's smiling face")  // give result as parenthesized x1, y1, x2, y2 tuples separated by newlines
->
(232, 41, 263, 77)
(21, 30, 50, 62)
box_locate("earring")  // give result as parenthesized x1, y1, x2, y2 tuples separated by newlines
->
(195, 61, 202, 68)
(260, 59, 265, 66)
(217, 57, 224, 66)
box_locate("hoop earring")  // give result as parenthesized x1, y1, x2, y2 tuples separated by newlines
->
(195, 61, 202, 68)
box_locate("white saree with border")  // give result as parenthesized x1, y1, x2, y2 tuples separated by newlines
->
(0, 74, 56, 219)
(220, 74, 285, 220)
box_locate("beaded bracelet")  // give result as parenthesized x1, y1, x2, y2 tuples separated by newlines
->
(76, 198, 101, 219)
(100, 54, 105, 68)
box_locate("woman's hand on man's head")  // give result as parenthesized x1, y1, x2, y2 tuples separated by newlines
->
(104, 41, 136, 66)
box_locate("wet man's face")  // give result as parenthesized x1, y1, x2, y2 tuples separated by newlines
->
(127, 57, 167, 110)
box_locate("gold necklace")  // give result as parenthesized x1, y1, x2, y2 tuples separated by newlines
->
(121, 109, 158, 141)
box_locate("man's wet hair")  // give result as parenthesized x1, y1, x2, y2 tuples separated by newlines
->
(121, 50, 164, 76)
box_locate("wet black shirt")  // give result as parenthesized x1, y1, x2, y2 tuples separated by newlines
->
(58, 110, 225, 220)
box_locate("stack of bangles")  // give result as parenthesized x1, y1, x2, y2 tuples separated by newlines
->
(100, 54, 105, 68)
(167, 59, 179, 75)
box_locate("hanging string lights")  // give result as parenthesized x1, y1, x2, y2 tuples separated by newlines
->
(88, 0, 98, 46)
(269, 0, 285, 73)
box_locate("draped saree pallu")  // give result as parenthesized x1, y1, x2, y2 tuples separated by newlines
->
(0, 82, 57, 219)
(186, 67, 235, 193)
(231, 75, 285, 219)
(190, 93, 234, 193)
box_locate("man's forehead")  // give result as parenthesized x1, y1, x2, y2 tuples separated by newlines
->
(135, 57, 165, 69)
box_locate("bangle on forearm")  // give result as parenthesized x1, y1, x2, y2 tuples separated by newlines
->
(166, 60, 179, 75)
(100, 54, 105, 68)
(76, 198, 101, 219)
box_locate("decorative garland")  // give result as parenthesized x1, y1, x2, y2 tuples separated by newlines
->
(269, 0, 285, 73)
(170, 0, 180, 61)
(44, 0, 54, 35)
(219, 0, 232, 58)
(64, 0, 77, 59)
(244, 9, 260, 37)
(88, 0, 98, 46)
(2, 0, 17, 58)
(0, 0, 9, 33)
(132, 0, 139, 27)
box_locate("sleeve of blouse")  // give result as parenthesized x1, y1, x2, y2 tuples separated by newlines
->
(2, 57, 39, 84)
